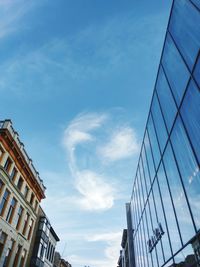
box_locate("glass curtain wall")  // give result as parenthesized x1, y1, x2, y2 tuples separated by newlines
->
(130, 1, 200, 266)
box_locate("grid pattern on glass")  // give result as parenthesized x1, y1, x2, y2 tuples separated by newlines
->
(130, 0, 200, 266)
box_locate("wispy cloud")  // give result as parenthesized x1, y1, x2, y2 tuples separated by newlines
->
(97, 127, 139, 162)
(63, 112, 116, 211)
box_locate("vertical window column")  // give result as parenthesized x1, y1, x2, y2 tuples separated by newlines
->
(0, 189, 10, 217)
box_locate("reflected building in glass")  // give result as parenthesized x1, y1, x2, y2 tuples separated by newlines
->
(127, 0, 200, 266)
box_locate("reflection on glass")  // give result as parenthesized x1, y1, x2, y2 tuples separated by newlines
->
(171, 116, 200, 230)
(169, 0, 200, 70)
(157, 163, 182, 254)
(149, 192, 164, 267)
(144, 132, 155, 182)
(156, 66, 177, 132)
(174, 243, 198, 266)
(163, 143, 195, 244)
(181, 80, 200, 164)
(194, 54, 200, 87)
(147, 114, 160, 169)
(141, 146, 151, 194)
(153, 178, 172, 262)
(143, 210, 153, 267)
(151, 92, 168, 152)
(162, 33, 190, 105)
(139, 162, 148, 206)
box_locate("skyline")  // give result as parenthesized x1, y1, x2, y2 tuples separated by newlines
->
(0, 1, 172, 266)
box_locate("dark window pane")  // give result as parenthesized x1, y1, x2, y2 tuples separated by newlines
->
(194, 53, 200, 87)
(156, 66, 177, 132)
(169, 0, 200, 70)
(162, 34, 190, 105)
(157, 163, 182, 254)
(151, 93, 168, 152)
(181, 80, 200, 164)
(171, 116, 200, 230)
(147, 114, 160, 169)
(163, 143, 195, 244)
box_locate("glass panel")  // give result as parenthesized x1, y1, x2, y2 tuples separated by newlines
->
(156, 66, 177, 132)
(181, 79, 200, 163)
(171, 116, 200, 230)
(174, 243, 198, 266)
(162, 33, 190, 105)
(194, 53, 200, 87)
(138, 162, 147, 206)
(141, 146, 151, 195)
(153, 178, 172, 262)
(151, 92, 168, 152)
(169, 0, 200, 70)
(157, 162, 182, 254)
(163, 143, 195, 244)
(144, 132, 155, 182)
(148, 192, 164, 267)
(143, 210, 153, 267)
(147, 114, 161, 169)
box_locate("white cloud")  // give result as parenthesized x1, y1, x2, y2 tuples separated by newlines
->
(86, 231, 122, 266)
(63, 112, 116, 211)
(98, 127, 139, 162)
(75, 170, 114, 211)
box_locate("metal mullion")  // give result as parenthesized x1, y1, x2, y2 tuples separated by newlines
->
(155, 175, 174, 262)
(168, 137, 198, 233)
(192, 49, 200, 92)
(188, 0, 200, 13)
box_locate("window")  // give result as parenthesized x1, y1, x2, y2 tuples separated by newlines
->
(0, 232, 7, 258)
(0, 146, 4, 163)
(19, 249, 27, 267)
(30, 192, 34, 205)
(37, 239, 47, 261)
(156, 66, 177, 132)
(151, 92, 168, 152)
(17, 176, 23, 191)
(27, 219, 34, 240)
(22, 212, 30, 236)
(10, 167, 17, 181)
(3, 239, 15, 267)
(15, 205, 24, 230)
(4, 157, 12, 174)
(0, 189, 10, 216)
(13, 245, 22, 267)
(169, 0, 200, 70)
(6, 197, 17, 224)
(34, 200, 38, 212)
(147, 114, 160, 169)
(181, 80, 200, 164)
(24, 186, 29, 199)
(0, 179, 4, 195)
(162, 33, 190, 105)
(171, 116, 200, 230)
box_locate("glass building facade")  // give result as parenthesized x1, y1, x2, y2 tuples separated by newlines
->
(129, 0, 200, 266)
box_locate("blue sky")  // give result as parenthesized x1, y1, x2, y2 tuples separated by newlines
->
(0, 0, 172, 266)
